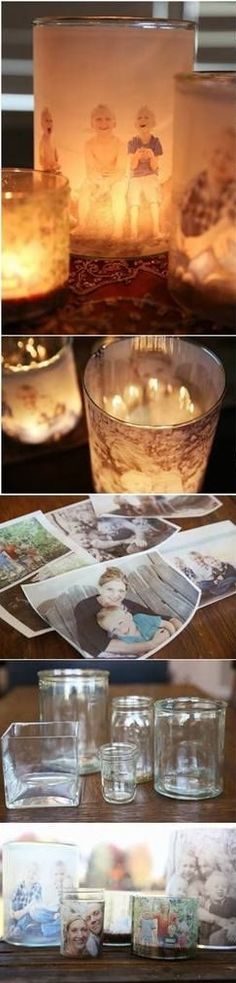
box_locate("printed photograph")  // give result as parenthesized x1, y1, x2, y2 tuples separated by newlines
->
(47, 499, 179, 563)
(0, 549, 92, 638)
(23, 550, 200, 659)
(166, 828, 236, 948)
(62, 901, 104, 957)
(90, 494, 222, 520)
(0, 511, 72, 591)
(159, 520, 236, 606)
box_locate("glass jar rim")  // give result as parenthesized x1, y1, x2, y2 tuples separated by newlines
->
(38, 669, 109, 680)
(154, 696, 227, 713)
(100, 742, 138, 755)
(133, 893, 199, 904)
(112, 695, 154, 708)
(33, 16, 195, 31)
(1, 721, 79, 740)
(83, 337, 226, 432)
(2, 337, 71, 375)
(2, 168, 69, 200)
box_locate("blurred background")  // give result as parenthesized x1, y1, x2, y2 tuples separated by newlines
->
(2, 2, 235, 167)
(0, 657, 234, 695)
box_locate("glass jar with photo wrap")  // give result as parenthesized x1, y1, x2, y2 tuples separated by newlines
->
(111, 696, 154, 782)
(103, 891, 132, 946)
(38, 669, 109, 773)
(83, 337, 225, 495)
(33, 17, 195, 257)
(132, 896, 199, 959)
(3, 841, 78, 947)
(168, 74, 236, 329)
(2, 337, 82, 444)
(60, 891, 105, 958)
(166, 828, 236, 950)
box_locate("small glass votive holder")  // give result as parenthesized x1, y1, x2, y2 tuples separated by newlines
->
(100, 743, 137, 803)
(1, 721, 80, 808)
(132, 895, 199, 959)
(60, 890, 105, 958)
(111, 696, 154, 782)
(154, 697, 226, 800)
(104, 891, 132, 946)
(83, 336, 225, 495)
(2, 168, 70, 323)
(2, 337, 82, 444)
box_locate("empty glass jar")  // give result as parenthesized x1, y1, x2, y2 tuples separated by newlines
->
(100, 743, 137, 803)
(3, 840, 78, 946)
(111, 695, 154, 782)
(154, 697, 226, 799)
(38, 669, 109, 773)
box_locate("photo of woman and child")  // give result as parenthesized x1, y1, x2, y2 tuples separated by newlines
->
(63, 903, 104, 958)
(24, 549, 199, 660)
(166, 829, 236, 948)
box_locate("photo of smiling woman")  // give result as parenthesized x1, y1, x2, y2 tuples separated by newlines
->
(61, 899, 104, 958)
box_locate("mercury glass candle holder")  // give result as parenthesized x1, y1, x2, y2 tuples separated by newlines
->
(154, 697, 226, 799)
(33, 17, 194, 257)
(2, 168, 70, 323)
(168, 74, 236, 328)
(1, 721, 80, 808)
(83, 336, 225, 494)
(2, 337, 82, 444)
(132, 896, 199, 959)
(3, 840, 78, 946)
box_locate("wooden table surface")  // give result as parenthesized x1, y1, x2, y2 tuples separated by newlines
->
(0, 495, 235, 661)
(0, 682, 235, 823)
(0, 940, 235, 982)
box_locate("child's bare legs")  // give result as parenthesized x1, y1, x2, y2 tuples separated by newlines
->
(110, 182, 127, 239)
(152, 627, 170, 648)
(150, 201, 160, 238)
(129, 205, 140, 240)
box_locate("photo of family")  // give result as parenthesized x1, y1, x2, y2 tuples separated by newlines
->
(47, 499, 179, 563)
(166, 828, 236, 948)
(159, 521, 236, 607)
(0, 548, 93, 638)
(90, 494, 222, 520)
(0, 512, 71, 591)
(23, 550, 200, 659)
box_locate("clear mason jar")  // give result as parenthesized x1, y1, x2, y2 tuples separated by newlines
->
(168, 74, 236, 328)
(111, 696, 154, 782)
(2, 337, 82, 444)
(154, 697, 226, 799)
(33, 17, 194, 257)
(3, 840, 78, 946)
(38, 669, 109, 773)
(132, 895, 199, 959)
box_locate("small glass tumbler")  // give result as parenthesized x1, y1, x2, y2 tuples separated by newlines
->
(111, 696, 154, 782)
(2, 337, 82, 444)
(154, 697, 226, 800)
(1, 721, 80, 808)
(168, 74, 236, 328)
(100, 743, 137, 803)
(61, 890, 105, 958)
(38, 669, 109, 773)
(132, 895, 198, 959)
(2, 168, 70, 323)
(3, 840, 78, 946)
(83, 336, 225, 494)
(104, 891, 132, 946)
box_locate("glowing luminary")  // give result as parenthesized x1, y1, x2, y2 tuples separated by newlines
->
(2, 337, 82, 444)
(168, 74, 236, 328)
(83, 336, 225, 495)
(2, 169, 70, 323)
(33, 16, 194, 257)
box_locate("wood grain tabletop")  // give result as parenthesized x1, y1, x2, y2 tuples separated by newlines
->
(0, 495, 235, 661)
(0, 682, 235, 823)
(0, 940, 235, 982)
